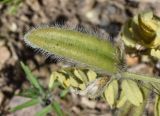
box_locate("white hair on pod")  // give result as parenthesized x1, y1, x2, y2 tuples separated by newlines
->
(24, 23, 116, 75)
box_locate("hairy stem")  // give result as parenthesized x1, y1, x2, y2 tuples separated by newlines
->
(122, 72, 160, 83)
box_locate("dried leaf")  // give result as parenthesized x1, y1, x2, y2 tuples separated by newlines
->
(20, 62, 44, 94)
(71, 77, 110, 98)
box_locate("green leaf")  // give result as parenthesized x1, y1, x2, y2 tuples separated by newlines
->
(122, 80, 143, 106)
(36, 101, 63, 116)
(118, 84, 150, 115)
(151, 82, 160, 94)
(19, 88, 40, 98)
(60, 88, 69, 98)
(0, 0, 12, 4)
(76, 69, 88, 84)
(7, 6, 18, 14)
(63, 78, 71, 87)
(155, 96, 160, 116)
(20, 62, 44, 95)
(49, 82, 61, 91)
(69, 76, 79, 88)
(10, 98, 40, 112)
(122, 72, 160, 95)
(74, 69, 84, 82)
(150, 49, 160, 60)
(143, 81, 160, 94)
(104, 80, 118, 107)
(78, 83, 86, 90)
(52, 101, 64, 116)
(36, 105, 52, 116)
(56, 72, 66, 84)
(48, 72, 58, 90)
(87, 70, 97, 82)
(116, 90, 127, 108)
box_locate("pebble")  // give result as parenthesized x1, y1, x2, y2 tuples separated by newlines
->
(0, 46, 10, 67)
(0, 92, 4, 105)
(10, 23, 17, 32)
(81, 97, 96, 109)
(126, 54, 139, 66)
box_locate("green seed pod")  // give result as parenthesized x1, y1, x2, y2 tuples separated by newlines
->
(24, 26, 119, 74)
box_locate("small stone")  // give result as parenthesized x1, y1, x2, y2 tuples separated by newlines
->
(156, 61, 160, 69)
(85, 9, 101, 24)
(20, 15, 29, 22)
(2, 86, 13, 93)
(141, 55, 150, 63)
(0, 46, 10, 65)
(10, 23, 17, 32)
(0, 40, 5, 47)
(81, 97, 96, 109)
(95, 102, 108, 111)
(71, 106, 80, 114)
(126, 54, 139, 66)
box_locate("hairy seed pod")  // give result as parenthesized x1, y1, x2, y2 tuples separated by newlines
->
(24, 26, 118, 74)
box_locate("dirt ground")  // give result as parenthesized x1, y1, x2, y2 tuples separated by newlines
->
(0, 0, 160, 115)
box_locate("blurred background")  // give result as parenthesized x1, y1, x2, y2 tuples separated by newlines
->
(0, 0, 160, 115)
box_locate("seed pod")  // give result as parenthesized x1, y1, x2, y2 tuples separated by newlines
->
(24, 26, 119, 74)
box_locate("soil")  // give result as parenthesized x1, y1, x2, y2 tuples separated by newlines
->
(0, 0, 160, 115)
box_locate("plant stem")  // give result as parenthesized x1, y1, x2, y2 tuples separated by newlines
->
(121, 72, 160, 83)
